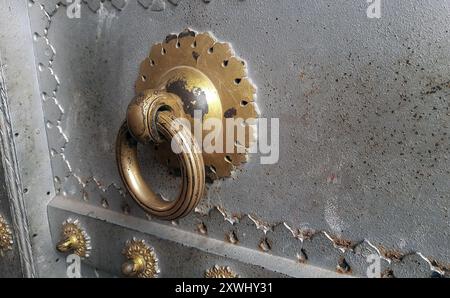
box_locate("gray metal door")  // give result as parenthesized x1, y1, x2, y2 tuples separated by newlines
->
(0, 0, 449, 278)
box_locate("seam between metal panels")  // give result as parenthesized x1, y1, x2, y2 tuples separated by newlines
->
(0, 55, 37, 277)
(49, 195, 345, 278)
(31, 0, 450, 278)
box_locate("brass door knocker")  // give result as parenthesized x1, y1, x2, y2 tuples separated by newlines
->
(117, 91, 205, 220)
(116, 29, 258, 220)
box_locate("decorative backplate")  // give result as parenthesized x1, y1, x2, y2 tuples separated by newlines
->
(122, 238, 160, 278)
(205, 265, 238, 278)
(0, 215, 13, 253)
(56, 218, 91, 258)
(135, 29, 258, 180)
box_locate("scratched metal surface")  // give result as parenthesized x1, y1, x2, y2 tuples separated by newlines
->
(0, 158, 22, 277)
(29, 0, 450, 276)
(1, 0, 63, 277)
(0, 42, 22, 277)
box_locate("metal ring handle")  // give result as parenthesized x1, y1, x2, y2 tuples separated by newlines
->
(116, 91, 205, 220)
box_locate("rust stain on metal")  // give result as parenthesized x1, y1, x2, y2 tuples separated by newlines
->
(330, 236, 354, 249)
(378, 246, 403, 262)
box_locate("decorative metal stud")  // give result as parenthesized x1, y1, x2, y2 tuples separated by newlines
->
(122, 238, 160, 278)
(135, 29, 258, 180)
(0, 215, 13, 254)
(56, 218, 91, 258)
(205, 265, 238, 278)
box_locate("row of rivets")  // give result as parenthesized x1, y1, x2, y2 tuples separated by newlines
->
(55, 218, 238, 278)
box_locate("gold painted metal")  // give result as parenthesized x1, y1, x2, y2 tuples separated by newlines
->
(0, 215, 13, 254)
(56, 219, 91, 258)
(122, 238, 159, 278)
(205, 265, 238, 278)
(135, 29, 258, 179)
(116, 29, 258, 220)
(117, 92, 205, 219)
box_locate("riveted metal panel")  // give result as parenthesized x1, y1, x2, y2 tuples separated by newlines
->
(1, 0, 448, 277)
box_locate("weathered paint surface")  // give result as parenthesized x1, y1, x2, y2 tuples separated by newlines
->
(27, 0, 450, 276)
